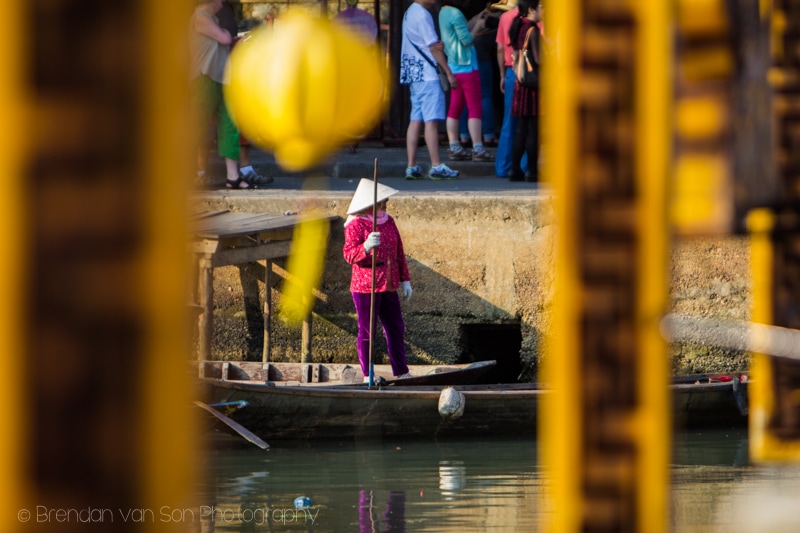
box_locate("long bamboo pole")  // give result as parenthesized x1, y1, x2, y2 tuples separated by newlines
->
(368, 159, 379, 387)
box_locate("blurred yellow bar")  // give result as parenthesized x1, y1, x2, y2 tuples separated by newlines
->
(0, 0, 29, 529)
(542, 0, 671, 530)
(141, 0, 197, 528)
(635, 1, 671, 531)
(540, 0, 582, 529)
(748, 210, 800, 461)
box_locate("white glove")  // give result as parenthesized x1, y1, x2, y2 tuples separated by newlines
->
(364, 232, 381, 253)
(402, 281, 413, 301)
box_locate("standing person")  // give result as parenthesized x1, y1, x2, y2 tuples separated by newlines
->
(216, 1, 273, 186)
(439, 0, 495, 162)
(509, 0, 541, 182)
(400, 0, 460, 180)
(343, 179, 414, 382)
(335, 0, 379, 154)
(458, 11, 500, 148)
(190, 0, 260, 189)
(334, 0, 379, 43)
(493, 0, 527, 178)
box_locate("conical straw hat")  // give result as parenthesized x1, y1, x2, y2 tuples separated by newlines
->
(346, 178, 400, 214)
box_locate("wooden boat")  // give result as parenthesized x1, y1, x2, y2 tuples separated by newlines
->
(192, 360, 497, 387)
(195, 364, 749, 441)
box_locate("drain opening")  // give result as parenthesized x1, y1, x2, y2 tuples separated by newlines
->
(458, 323, 522, 383)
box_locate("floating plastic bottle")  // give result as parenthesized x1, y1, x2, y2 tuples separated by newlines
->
(294, 496, 313, 509)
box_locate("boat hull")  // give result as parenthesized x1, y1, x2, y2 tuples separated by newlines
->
(197, 377, 748, 441)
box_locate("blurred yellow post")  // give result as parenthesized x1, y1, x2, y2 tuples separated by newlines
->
(632, 0, 674, 533)
(141, 0, 197, 528)
(670, 0, 737, 235)
(542, 0, 671, 531)
(748, 0, 800, 463)
(1, 0, 196, 529)
(635, 0, 672, 530)
(0, 0, 29, 529)
(540, 0, 581, 527)
(748, 219, 800, 462)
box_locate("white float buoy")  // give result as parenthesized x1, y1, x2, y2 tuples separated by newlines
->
(438, 387, 465, 419)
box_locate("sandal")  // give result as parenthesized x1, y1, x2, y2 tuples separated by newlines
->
(225, 175, 259, 190)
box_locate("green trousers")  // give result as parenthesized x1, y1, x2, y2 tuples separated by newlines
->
(192, 75, 240, 161)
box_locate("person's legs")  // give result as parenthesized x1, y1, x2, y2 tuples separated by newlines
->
(446, 75, 470, 159)
(446, 78, 467, 139)
(216, 97, 240, 161)
(406, 119, 422, 168)
(510, 116, 528, 180)
(424, 120, 442, 167)
(524, 114, 539, 182)
(216, 95, 243, 183)
(495, 67, 526, 176)
(461, 70, 491, 160)
(352, 291, 377, 376)
(418, 81, 458, 178)
(468, 118, 483, 147)
(406, 82, 426, 178)
(192, 75, 216, 179)
(378, 291, 408, 377)
(458, 108, 470, 144)
(478, 60, 496, 143)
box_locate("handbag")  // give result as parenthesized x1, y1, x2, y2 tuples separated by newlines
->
(515, 26, 539, 89)
(435, 64, 451, 93)
(410, 41, 451, 92)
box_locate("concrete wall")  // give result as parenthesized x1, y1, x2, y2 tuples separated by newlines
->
(193, 192, 751, 379)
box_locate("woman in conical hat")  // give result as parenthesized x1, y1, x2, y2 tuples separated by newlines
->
(343, 179, 413, 382)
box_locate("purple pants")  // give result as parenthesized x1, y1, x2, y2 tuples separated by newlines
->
(352, 291, 408, 377)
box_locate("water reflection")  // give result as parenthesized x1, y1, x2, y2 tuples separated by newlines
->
(195, 430, 800, 532)
(197, 436, 543, 532)
(358, 490, 406, 532)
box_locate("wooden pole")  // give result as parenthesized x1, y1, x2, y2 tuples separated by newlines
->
(262, 259, 272, 362)
(368, 159, 378, 386)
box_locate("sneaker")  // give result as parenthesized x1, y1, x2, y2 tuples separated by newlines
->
(395, 372, 413, 379)
(448, 147, 472, 161)
(472, 149, 495, 162)
(242, 170, 274, 186)
(429, 164, 459, 180)
(404, 165, 424, 180)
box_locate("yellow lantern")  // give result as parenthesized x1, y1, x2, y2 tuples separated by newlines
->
(224, 11, 389, 171)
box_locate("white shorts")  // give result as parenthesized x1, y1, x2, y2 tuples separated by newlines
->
(409, 80, 445, 122)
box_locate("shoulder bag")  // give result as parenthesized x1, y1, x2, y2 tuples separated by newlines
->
(515, 26, 539, 89)
(410, 41, 451, 92)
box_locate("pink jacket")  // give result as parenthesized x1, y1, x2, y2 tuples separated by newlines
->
(343, 216, 410, 293)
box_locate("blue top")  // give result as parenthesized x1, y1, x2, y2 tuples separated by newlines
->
(438, 6, 478, 74)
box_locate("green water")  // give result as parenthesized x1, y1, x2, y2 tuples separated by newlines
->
(194, 430, 800, 532)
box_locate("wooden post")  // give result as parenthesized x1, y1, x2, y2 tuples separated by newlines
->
(198, 256, 214, 360)
(263, 259, 272, 362)
(301, 312, 312, 363)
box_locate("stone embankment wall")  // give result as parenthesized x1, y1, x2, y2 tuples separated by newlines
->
(194, 193, 751, 379)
